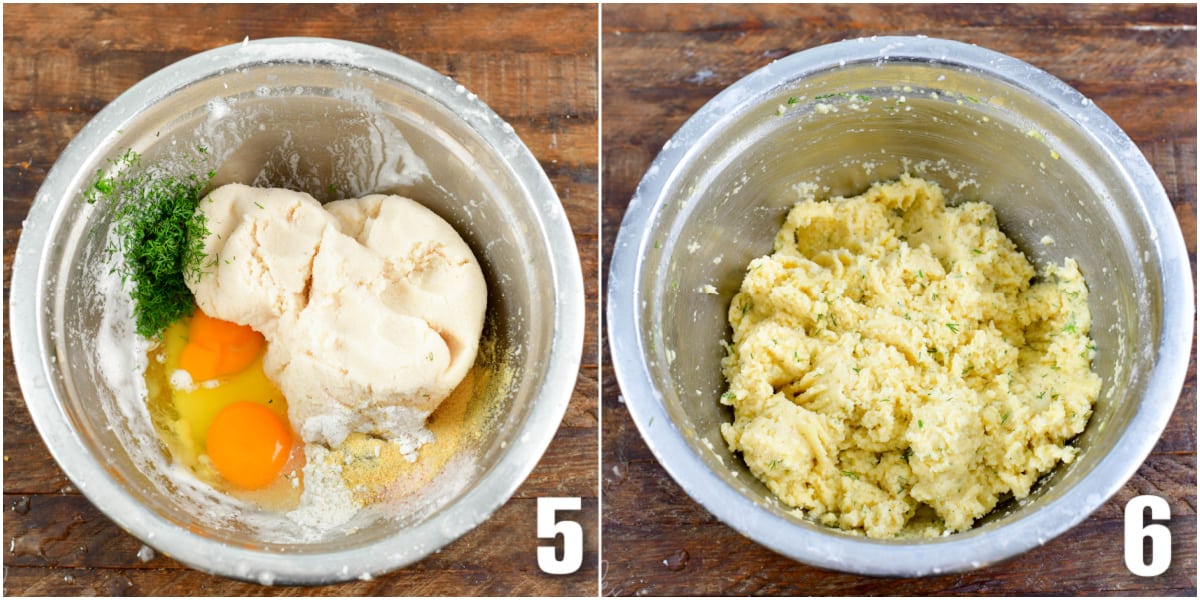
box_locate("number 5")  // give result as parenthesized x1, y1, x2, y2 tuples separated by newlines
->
(1124, 495, 1171, 577)
(537, 497, 583, 575)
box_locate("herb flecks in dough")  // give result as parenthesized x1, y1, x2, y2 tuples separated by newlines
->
(720, 175, 1100, 539)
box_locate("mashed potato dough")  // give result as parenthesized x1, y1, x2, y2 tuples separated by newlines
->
(720, 175, 1100, 539)
(188, 183, 486, 448)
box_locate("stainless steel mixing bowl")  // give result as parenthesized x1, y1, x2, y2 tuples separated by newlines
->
(608, 36, 1192, 576)
(10, 38, 584, 584)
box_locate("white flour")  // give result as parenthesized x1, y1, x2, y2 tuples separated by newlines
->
(286, 444, 362, 535)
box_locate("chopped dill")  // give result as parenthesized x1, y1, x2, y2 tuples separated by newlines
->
(85, 148, 214, 338)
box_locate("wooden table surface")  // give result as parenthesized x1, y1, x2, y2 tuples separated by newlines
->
(601, 4, 1196, 596)
(3, 4, 598, 596)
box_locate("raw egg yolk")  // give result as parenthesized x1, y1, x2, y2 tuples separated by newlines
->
(179, 310, 265, 382)
(206, 401, 291, 490)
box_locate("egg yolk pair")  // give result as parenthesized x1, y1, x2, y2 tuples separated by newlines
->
(174, 309, 292, 490)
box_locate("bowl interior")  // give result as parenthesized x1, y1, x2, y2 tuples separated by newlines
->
(632, 55, 1168, 550)
(35, 53, 558, 569)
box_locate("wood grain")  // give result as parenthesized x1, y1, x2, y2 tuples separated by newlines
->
(601, 3, 1196, 596)
(3, 3, 598, 596)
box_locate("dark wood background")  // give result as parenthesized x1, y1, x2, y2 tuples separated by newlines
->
(602, 3, 1196, 596)
(3, 3, 598, 596)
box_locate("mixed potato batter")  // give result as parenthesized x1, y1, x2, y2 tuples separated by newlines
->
(720, 175, 1100, 538)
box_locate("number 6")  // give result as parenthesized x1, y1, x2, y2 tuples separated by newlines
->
(1124, 495, 1170, 577)
(537, 497, 583, 575)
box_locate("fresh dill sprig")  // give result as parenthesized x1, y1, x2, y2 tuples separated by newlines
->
(85, 148, 214, 338)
